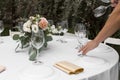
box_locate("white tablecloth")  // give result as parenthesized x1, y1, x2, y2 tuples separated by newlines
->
(0, 34, 119, 80)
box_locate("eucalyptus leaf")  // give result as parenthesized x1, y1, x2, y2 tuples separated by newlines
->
(13, 34, 20, 40)
(44, 42, 47, 48)
(19, 36, 30, 48)
(22, 43, 29, 48)
(29, 48, 37, 61)
(15, 43, 20, 52)
(46, 36, 52, 42)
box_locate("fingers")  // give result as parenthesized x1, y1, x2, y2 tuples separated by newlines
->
(78, 43, 89, 55)
(82, 47, 89, 55)
(78, 45, 85, 52)
(81, 45, 91, 55)
(78, 40, 99, 55)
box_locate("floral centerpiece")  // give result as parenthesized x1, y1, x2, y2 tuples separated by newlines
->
(13, 14, 52, 61)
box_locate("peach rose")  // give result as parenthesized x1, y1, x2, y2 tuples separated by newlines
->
(39, 17, 48, 30)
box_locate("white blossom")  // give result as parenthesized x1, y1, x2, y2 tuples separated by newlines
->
(29, 16, 35, 20)
(35, 21, 38, 25)
(52, 28, 58, 33)
(49, 25, 59, 33)
(36, 14, 40, 18)
(31, 24, 39, 33)
(23, 20, 32, 32)
(51, 25, 55, 30)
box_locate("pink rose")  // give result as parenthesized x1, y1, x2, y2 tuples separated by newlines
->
(39, 17, 48, 30)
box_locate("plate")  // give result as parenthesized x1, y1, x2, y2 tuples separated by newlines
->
(75, 55, 109, 68)
(93, 44, 113, 53)
(18, 64, 60, 80)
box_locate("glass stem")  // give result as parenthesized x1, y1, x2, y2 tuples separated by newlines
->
(36, 49, 39, 61)
(59, 32, 61, 40)
(34, 49, 42, 64)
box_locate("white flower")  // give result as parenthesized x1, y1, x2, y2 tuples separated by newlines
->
(49, 25, 59, 33)
(23, 20, 32, 32)
(51, 25, 55, 30)
(52, 28, 58, 33)
(26, 20, 32, 27)
(23, 24, 31, 32)
(31, 24, 39, 33)
(36, 14, 40, 18)
(35, 21, 38, 25)
(29, 16, 35, 20)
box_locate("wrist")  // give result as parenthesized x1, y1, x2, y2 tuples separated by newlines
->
(93, 39, 101, 45)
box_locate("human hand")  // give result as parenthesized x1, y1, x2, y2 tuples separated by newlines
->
(78, 40, 99, 55)
(111, 0, 119, 7)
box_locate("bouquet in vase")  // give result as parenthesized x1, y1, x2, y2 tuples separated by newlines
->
(13, 14, 52, 61)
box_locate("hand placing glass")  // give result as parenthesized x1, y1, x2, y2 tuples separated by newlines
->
(31, 30, 45, 64)
(0, 20, 4, 43)
(74, 23, 87, 49)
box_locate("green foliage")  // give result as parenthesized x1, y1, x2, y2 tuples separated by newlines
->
(29, 47, 37, 61)
(13, 34, 19, 40)
(46, 36, 52, 42)
(1, 0, 119, 39)
(28, 33, 52, 61)
(19, 36, 30, 48)
(51, 32, 64, 36)
(13, 32, 31, 48)
(13, 29, 53, 61)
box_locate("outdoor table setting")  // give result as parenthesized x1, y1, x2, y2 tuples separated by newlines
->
(0, 0, 120, 80)
(0, 32, 119, 80)
(0, 14, 119, 80)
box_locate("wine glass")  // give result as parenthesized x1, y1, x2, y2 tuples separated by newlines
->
(74, 23, 87, 49)
(101, 0, 110, 3)
(0, 20, 4, 43)
(17, 21, 24, 32)
(101, 0, 118, 3)
(31, 30, 45, 64)
(56, 22, 63, 42)
(60, 20, 68, 43)
(56, 20, 68, 43)
(48, 20, 54, 26)
(94, 0, 119, 17)
(61, 20, 68, 35)
(93, 4, 111, 17)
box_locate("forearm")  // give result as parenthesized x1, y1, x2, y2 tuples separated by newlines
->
(94, 2, 120, 43)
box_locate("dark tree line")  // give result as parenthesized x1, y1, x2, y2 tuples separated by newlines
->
(0, 0, 119, 39)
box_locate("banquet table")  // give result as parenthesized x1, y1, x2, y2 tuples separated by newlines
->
(0, 34, 119, 80)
